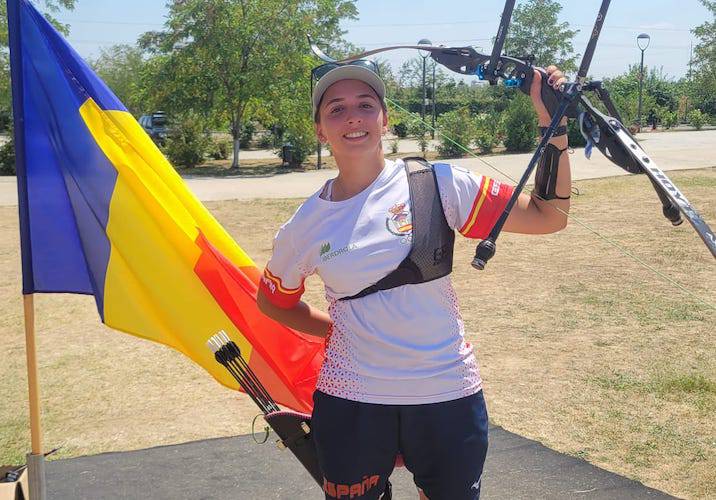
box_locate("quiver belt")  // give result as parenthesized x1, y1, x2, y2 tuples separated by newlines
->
(341, 157, 455, 301)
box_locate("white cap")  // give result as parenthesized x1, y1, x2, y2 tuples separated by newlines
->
(312, 65, 386, 120)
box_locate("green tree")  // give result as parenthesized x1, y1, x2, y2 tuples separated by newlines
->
(391, 57, 456, 119)
(503, 0, 579, 73)
(261, 55, 318, 167)
(90, 44, 147, 116)
(689, 0, 716, 115)
(603, 65, 679, 126)
(0, 1, 76, 131)
(139, 0, 357, 168)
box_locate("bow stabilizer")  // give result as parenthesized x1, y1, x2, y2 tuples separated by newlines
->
(483, 0, 516, 85)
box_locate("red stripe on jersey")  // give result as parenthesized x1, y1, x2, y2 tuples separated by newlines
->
(259, 268, 305, 309)
(460, 178, 514, 239)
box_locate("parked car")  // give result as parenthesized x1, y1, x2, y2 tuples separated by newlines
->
(139, 111, 168, 144)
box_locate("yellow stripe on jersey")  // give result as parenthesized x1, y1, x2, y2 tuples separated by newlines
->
(459, 177, 490, 236)
(263, 268, 304, 294)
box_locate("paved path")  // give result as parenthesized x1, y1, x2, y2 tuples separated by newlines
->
(45, 425, 675, 499)
(1, 130, 714, 206)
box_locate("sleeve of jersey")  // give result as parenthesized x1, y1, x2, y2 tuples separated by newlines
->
(435, 164, 515, 240)
(259, 225, 308, 309)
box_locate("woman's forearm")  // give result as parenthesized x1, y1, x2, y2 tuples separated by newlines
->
(257, 293, 331, 338)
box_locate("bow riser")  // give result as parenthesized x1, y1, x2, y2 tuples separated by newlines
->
(430, 48, 578, 118)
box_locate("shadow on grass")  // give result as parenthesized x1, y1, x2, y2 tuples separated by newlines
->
(177, 159, 309, 179)
(174, 143, 576, 179)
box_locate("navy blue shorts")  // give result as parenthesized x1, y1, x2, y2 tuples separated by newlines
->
(311, 390, 489, 500)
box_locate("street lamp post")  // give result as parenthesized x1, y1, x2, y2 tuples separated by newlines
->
(431, 61, 436, 139)
(418, 39, 431, 130)
(637, 33, 651, 132)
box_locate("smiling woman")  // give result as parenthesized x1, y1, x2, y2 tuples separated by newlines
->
(255, 58, 573, 500)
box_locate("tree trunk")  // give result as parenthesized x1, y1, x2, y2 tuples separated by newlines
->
(231, 119, 241, 169)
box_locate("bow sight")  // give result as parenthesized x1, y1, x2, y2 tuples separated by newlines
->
(310, 0, 716, 267)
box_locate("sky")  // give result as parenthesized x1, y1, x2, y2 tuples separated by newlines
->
(57, 0, 709, 81)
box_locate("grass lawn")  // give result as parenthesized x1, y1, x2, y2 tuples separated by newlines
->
(0, 168, 714, 499)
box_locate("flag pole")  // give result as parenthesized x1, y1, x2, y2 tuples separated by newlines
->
(6, 0, 47, 497)
(23, 294, 46, 500)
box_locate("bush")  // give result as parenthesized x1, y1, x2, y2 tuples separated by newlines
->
(278, 130, 317, 167)
(406, 116, 427, 138)
(417, 134, 429, 154)
(567, 120, 587, 147)
(0, 109, 12, 133)
(0, 136, 15, 176)
(661, 110, 679, 129)
(473, 114, 500, 154)
(164, 113, 211, 168)
(240, 122, 256, 149)
(688, 109, 705, 130)
(392, 122, 408, 138)
(387, 104, 416, 138)
(502, 94, 537, 152)
(209, 137, 232, 160)
(389, 138, 399, 154)
(270, 125, 285, 148)
(436, 108, 475, 158)
(402, 117, 430, 155)
(257, 132, 273, 149)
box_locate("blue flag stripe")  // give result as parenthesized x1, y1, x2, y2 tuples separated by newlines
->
(24, 0, 127, 112)
(8, 0, 34, 294)
(10, 0, 125, 308)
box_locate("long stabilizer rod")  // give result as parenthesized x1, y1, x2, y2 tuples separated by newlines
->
(577, 0, 611, 82)
(484, 0, 516, 84)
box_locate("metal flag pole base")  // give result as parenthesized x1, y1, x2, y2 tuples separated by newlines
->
(26, 453, 46, 500)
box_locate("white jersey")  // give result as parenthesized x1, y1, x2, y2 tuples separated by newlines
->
(259, 159, 513, 404)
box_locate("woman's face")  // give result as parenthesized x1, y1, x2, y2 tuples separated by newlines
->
(315, 79, 388, 155)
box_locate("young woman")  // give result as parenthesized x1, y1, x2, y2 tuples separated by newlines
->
(257, 61, 571, 500)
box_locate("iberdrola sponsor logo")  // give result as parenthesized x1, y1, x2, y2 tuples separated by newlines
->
(385, 202, 412, 244)
(320, 241, 358, 262)
(320, 242, 331, 256)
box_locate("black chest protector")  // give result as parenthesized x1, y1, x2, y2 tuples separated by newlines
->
(340, 157, 455, 301)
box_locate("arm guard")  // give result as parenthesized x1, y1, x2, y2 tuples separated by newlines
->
(533, 143, 570, 200)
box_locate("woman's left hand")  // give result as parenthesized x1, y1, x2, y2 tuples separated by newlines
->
(529, 65, 568, 126)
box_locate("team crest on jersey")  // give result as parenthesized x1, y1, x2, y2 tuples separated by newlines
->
(385, 202, 413, 242)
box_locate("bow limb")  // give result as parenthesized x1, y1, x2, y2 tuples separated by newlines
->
(307, 35, 338, 63)
(337, 45, 456, 63)
(578, 94, 716, 259)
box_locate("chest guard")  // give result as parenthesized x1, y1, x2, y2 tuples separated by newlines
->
(340, 157, 455, 301)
